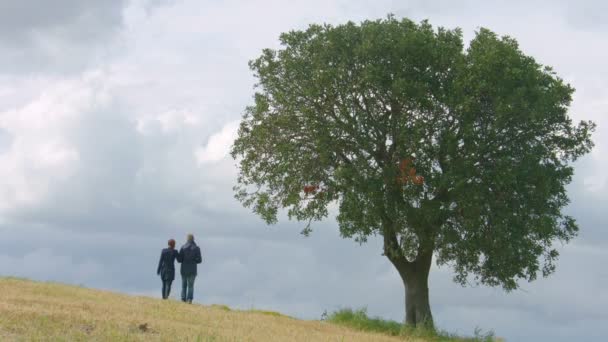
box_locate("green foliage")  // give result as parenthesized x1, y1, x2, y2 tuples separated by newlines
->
(326, 308, 496, 341)
(232, 15, 594, 290)
(327, 308, 403, 336)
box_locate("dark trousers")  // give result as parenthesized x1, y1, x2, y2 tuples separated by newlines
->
(181, 275, 196, 302)
(162, 280, 173, 299)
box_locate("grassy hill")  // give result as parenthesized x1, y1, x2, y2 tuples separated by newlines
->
(0, 278, 496, 341)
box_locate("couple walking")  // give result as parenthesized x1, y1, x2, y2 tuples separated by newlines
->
(157, 234, 202, 303)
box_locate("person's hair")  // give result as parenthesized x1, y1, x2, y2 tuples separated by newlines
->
(186, 234, 194, 242)
(168, 239, 176, 248)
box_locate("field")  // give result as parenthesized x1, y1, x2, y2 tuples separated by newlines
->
(0, 277, 499, 341)
(0, 277, 430, 341)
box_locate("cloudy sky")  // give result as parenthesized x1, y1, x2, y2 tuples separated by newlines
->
(0, 0, 606, 341)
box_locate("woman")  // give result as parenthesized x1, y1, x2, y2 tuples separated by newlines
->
(157, 239, 179, 299)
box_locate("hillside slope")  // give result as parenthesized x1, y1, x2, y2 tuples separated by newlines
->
(0, 277, 422, 341)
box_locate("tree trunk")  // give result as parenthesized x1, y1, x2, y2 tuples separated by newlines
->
(388, 251, 434, 329)
(402, 265, 433, 328)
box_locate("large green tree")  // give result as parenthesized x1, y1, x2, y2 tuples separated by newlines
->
(230, 17, 595, 328)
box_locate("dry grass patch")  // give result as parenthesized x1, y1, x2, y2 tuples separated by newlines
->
(0, 278, 424, 341)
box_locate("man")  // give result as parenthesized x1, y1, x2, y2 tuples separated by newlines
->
(157, 239, 179, 299)
(177, 234, 202, 303)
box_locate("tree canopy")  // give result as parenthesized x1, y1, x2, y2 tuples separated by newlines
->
(231, 16, 595, 326)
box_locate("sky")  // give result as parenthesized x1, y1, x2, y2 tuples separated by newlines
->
(0, 1, 606, 341)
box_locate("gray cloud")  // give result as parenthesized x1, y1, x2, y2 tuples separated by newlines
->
(0, 0, 126, 41)
(0, 1, 606, 342)
(0, 0, 127, 74)
(0, 127, 11, 153)
(563, 1, 608, 30)
(564, 158, 608, 245)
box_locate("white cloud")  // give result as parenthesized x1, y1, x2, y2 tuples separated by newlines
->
(0, 72, 112, 212)
(195, 120, 240, 165)
(136, 108, 201, 135)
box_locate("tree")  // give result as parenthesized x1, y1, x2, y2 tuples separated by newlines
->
(230, 16, 595, 328)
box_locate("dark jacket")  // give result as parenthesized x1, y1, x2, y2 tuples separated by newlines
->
(177, 241, 202, 276)
(157, 248, 179, 281)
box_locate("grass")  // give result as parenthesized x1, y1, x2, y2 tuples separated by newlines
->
(326, 308, 403, 336)
(0, 277, 425, 341)
(326, 308, 501, 342)
(0, 277, 500, 341)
